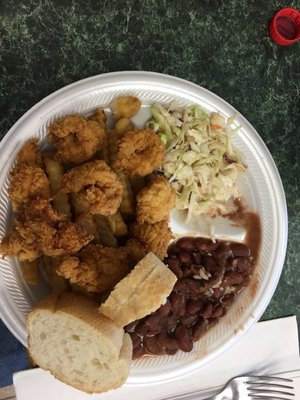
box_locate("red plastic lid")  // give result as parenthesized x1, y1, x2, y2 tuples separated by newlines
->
(269, 7, 300, 45)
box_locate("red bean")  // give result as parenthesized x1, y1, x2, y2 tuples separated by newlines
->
(177, 237, 195, 250)
(215, 245, 233, 265)
(199, 302, 213, 319)
(169, 292, 186, 316)
(132, 344, 145, 359)
(144, 336, 165, 355)
(222, 271, 244, 287)
(229, 243, 250, 257)
(211, 303, 225, 318)
(160, 315, 178, 333)
(186, 299, 204, 314)
(180, 313, 199, 327)
(192, 252, 202, 264)
(175, 325, 193, 352)
(178, 250, 192, 264)
(192, 317, 208, 341)
(156, 299, 171, 317)
(202, 256, 219, 274)
(221, 293, 236, 308)
(167, 256, 183, 278)
(157, 333, 179, 351)
(136, 314, 161, 336)
(194, 238, 219, 252)
(182, 278, 201, 297)
(182, 265, 193, 277)
(235, 257, 253, 272)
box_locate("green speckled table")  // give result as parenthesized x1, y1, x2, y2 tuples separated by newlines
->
(0, 0, 299, 387)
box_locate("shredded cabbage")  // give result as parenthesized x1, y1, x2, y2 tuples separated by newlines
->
(146, 102, 246, 221)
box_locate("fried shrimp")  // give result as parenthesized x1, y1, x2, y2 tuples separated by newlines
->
(59, 160, 123, 215)
(0, 198, 93, 261)
(58, 244, 131, 293)
(8, 140, 50, 212)
(48, 114, 106, 164)
(130, 221, 173, 260)
(136, 175, 176, 224)
(114, 128, 165, 176)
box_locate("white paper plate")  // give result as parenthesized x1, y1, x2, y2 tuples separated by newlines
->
(0, 71, 288, 385)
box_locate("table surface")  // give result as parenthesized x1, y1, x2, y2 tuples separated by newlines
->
(0, 0, 299, 388)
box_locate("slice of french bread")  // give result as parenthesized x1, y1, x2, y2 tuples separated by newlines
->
(99, 252, 177, 327)
(26, 292, 132, 393)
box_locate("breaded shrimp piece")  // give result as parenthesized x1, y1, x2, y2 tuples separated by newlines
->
(89, 108, 107, 130)
(16, 139, 43, 166)
(58, 244, 131, 293)
(48, 114, 106, 164)
(8, 139, 50, 212)
(0, 225, 40, 262)
(109, 96, 141, 120)
(136, 175, 176, 224)
(114, 128, 165, 176)
(59, 160, 123, 216)
(9, 166, 51, 212)
(0, 199, 93, 261)
(130, 221, 173, 260)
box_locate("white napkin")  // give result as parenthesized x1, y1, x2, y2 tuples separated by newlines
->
(13, 316, 300, 400)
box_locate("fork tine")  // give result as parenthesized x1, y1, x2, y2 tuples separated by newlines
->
(251, 397, 294, 400)
(249, 383, 294, 390)
(247, 376, 293, 384)
(249, 388, 294, 397)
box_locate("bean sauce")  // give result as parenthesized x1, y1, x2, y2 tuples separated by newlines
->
(125, 236, 257, 359)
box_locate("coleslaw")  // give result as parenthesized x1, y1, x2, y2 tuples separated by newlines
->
(146, 102, 245, 221)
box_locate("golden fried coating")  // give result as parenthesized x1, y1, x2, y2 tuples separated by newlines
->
(59, 160, 123, 216)
(114, 128, 165, 176)
(16, 139, 42, 166)
(58, 244, 130, 293)
(48, 114, 106, 164)
(136, 175, 176, 224)
(130, 221, 173, 260)
(8, 140, 50, 212)
(0, 199, 93, 261)
(8, 166, 51, 212)
(109, 96, 141, 120)
(0, 225, 40, 262)
(124, 238, 147, 267)
(89, 108, 107, 130)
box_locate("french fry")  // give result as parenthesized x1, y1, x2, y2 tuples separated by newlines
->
(76, 212, 100, 242)
(70, 193, 88, 217)
(96, 136, 110, 164)
(94, 215, 118, 248)
(109, 96, 141, 120)
(43, 155, 72, 218)
(20, 259, 40, 285)
(105, 211, 128, 237)
(43, 255, 69, 293)
(115, 117, 134, 135)
(118, 172, 135, 214)
(107, 129, 119, 165)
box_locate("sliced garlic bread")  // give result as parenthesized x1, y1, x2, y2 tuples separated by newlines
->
(99, 252, 177, 327)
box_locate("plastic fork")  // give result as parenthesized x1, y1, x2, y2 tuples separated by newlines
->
(164, 375, 295, 399)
